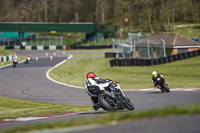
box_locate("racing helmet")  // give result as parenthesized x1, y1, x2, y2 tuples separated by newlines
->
(86, 72, 96, 79)
(152, 71, 157, 75)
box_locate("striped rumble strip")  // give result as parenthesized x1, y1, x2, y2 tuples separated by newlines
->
(0, 112, 77, 124)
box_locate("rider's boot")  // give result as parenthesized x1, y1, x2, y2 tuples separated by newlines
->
(93, 103, 100, 111)
(157, 85, 161, 89)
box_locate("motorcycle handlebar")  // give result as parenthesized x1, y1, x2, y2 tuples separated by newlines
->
(116, 81, 120, 84)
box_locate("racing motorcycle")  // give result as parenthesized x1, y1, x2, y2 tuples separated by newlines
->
(92, 81, 135, 111)
(24, 56, 32, 64)
(156, 77, 170, 93)
(13, 58, 18, 68)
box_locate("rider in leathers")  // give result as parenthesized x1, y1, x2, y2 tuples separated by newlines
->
(152, 71, 167, 89)
(13, 55, 18, 64)
(85, 72, 112, 111)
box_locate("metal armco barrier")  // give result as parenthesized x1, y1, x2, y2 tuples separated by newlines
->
(109, 49, 200, 67)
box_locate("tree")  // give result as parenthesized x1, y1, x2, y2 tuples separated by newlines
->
(172, 0, 176, 31)
(43, 0, 48, 22)
(0, 0, 200, 32)
(160, 0, 164, 31)
(101, 0, 105, 24)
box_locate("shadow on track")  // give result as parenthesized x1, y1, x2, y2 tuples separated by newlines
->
(80, 111, 106, 115)
(146, 91, 166, 94)
(80, 109, 133, 115)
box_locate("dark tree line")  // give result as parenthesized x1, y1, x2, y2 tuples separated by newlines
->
(0, 0, 199, 33)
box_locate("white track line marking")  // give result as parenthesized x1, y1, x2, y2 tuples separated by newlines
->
(1, 112, 80, 123)
(46, 54, 85, 89)
(0, 110, 98, 124)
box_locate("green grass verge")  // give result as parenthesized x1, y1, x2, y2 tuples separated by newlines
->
(173, 24, 200, 38)
(1, 104, 200, 133)
(49, 52, 200, 90)
(0, 96, 92, 121)
(0, 49, 13, 56)
(142, 23, 200, 38)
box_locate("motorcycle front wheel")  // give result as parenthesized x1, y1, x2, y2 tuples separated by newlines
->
(125, 98, 135, 111)
(98, 93, 117, 112)
(162, 83, 170, 93)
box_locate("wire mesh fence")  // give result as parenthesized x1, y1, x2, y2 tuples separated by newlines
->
(136, 39, 166, 58)
(112, 32, 144, 58)
(112, 32, 167, 59)
(112, 39, 132, 58)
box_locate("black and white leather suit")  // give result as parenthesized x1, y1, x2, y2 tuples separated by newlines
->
(85, 77, 111, 105)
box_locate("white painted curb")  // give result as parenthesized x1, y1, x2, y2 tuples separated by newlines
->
(1, 110, 97, 123)
(46, 54, 84, 89)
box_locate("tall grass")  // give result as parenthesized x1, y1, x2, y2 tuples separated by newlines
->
(0, 49, 13, 56)
(0, 96, 92, 121)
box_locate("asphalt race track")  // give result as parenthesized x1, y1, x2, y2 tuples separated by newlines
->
(0, 50, 200, 132)
(0, 51, 89, 105)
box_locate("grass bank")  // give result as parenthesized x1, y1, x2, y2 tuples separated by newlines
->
(0, 96, 92, 121)
(49, 52, 200, 90)
(1, 104, 200, 133)
(0, 49, 26, 66)
(0, 49, 13, 56)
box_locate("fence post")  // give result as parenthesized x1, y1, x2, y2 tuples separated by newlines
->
(161, 39, 166, 57)
(112, 39, 115, 52)
(31, 37, 32, 46)
(146, 39, 150, 58)
(55, 37, 57, 45)
(61, 36, 63, 45)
